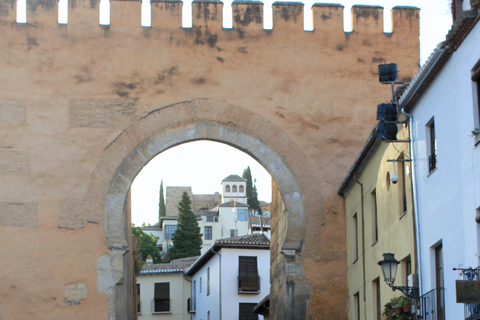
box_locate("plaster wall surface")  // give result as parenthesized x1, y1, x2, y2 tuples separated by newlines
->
(136, 272, 190, 320)
(409, 21, 480, 319)
(0, 0, 420, 318)
(342, 126, 416, 320)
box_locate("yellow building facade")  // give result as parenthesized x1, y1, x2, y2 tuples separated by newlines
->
(339, 123, 417, 320)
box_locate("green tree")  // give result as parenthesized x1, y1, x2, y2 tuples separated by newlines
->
(168, 192, 202, 260)
(132, 224, 162, 263)
(159, 180, 166, 221)
(242, 166, 262, 215)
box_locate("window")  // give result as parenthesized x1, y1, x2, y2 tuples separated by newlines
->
(207, 267, 210, 296)
(137, 283, 141, 314)
(208, 311, 210, 320)
(238, 256, 260, 293)
(404, 256, 412, 286)
(353, 213, 358, 263)
(200, 277, 202, 293)
(153, 282, 170, 313)
(239, 303, 258, 320)
(372, 189, 378, 244)
(239, 185, 244, 193)
(165, 225, 177, 240)
(233, 185, 238, 192)
(206, 216, 214, 222)
(435, 244, 445, 320)
(472, 59, 480, 143)
(373, 278, 381, 320)
(204, 226, 212, 240)
(354, 292, 360, 320)
(237, 209, 247, 221)
(426, 118, 437, 173)
(230, 229, 238, 238)
(398, 156, 407, 215)
(225, 185, 230, 192)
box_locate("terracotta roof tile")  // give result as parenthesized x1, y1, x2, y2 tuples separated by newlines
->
(215, 233, 270, 246)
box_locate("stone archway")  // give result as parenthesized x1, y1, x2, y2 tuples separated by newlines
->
(91, 99, 318, 319)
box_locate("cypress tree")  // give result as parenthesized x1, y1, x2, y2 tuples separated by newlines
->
(243, 166, 262, 215)
(168, 192, 202, 260)
(159, 180, 166, 222)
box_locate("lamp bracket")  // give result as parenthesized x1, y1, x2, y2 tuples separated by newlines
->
(390, 285, 420, 299)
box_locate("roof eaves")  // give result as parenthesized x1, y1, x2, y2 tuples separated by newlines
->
(338, 127, 382, 197)
(399, 10, 478, 112)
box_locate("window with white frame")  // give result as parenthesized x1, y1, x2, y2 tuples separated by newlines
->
(237, 209, 247, 221)
(204, 226, 212, 240)
(165, 225, 177, 240)
(153, 282, 170, 313)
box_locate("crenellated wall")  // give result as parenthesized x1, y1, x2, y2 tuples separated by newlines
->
(0, 0, 420, 319)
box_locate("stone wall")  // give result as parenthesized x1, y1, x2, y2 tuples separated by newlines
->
(0, 0, 420, 318)
(165, 187, 194, 216)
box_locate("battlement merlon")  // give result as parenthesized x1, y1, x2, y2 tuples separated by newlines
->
(232, 0, 263, 31)
(0, 0, 419, 37)
(151, 0, 182, 28)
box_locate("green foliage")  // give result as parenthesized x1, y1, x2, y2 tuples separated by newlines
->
(131, 225, 162, 264)
(242, 166, 262, 215)
(159, 180, 166, 220)
(382, 296, 413, 320)
(168, 192, 203, 260)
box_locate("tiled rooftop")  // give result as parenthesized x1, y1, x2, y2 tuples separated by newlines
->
(215, 233, 270, 246)
(139, 256, 199, 275)
(222, 174, 246, 182)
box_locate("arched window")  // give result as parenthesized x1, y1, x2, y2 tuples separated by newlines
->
(239, 185, 244, 193)
(225, 185, 230, 192)
(232, 185, 237, 192)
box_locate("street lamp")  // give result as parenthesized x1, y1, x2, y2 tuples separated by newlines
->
(378, 253, 419, 299)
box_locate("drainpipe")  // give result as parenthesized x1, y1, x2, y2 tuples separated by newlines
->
(212, 247, 222, 320)
(401, 108, 423, 299)
(353, 173, 366, 320)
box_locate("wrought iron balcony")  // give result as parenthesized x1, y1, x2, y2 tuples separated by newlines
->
(462, 267, 480, 320)
(238, 275, 260, 293)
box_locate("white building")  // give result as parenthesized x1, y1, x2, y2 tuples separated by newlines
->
(185, 234, 271, 320)
(398, 2, 480, 319)
(137, 257, 198, 320)
(143, 174, 270, 254)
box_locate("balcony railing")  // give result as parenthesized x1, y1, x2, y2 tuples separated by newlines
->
(421, 289, 438, 320)
(151, 299, 171, 313)
(238, 275, 260, 293)
(187, 297, 196, 313)
(462, 267, 480, 320)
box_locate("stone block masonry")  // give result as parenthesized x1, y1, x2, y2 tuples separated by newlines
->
(0, 0, 420, 319)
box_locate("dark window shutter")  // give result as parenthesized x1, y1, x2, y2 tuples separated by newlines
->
(154, 283, 170, 300)
(239, 303, 258, 320)
(239, 257, 259, 291)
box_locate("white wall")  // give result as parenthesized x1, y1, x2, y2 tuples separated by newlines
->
(411, 21, 480, 318)
(137, 272, 191, 320)
(191, 254, 221, 320)
(220, 248, 269, 320)
(191, 247, 269, 320)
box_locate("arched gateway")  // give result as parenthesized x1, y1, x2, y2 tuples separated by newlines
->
(0, 0, 420, 318)
(98, 99, 310, 319)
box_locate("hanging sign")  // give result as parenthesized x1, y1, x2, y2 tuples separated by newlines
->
(456, 280, 480, 303)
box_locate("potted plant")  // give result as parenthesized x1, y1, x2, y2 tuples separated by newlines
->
(382, 297, 413, 320)
(397, 296, 412, 313)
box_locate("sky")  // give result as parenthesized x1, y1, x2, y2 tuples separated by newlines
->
(124, 0, 454, 226)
